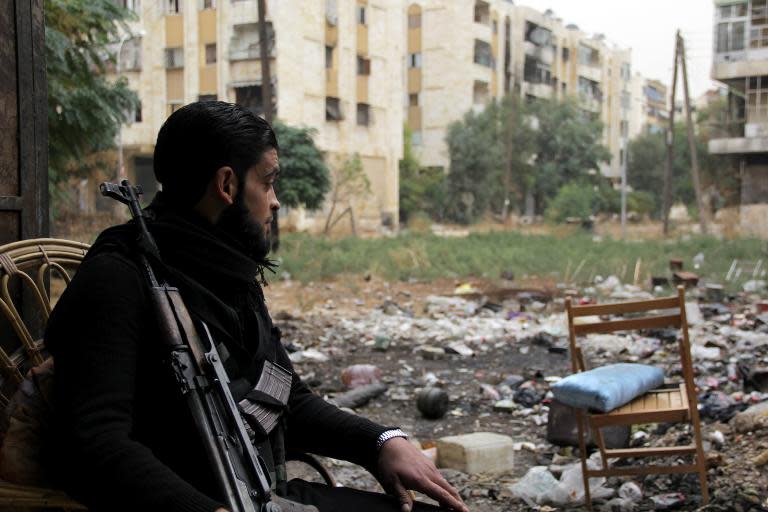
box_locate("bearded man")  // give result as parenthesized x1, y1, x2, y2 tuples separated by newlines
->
(45, 102, 467, 512)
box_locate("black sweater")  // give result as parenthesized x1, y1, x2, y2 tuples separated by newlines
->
(45, 235, 388, 512)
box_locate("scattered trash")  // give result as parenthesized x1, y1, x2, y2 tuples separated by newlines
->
(331, 383, 388, 409)
(699, 391, 747, 422)
(340, 364, 381, 389)
(650, 493, 685, 510)
(618, 482, 643, 503)
(288, 348, 329, 363)
(513, 387, 543, 408)
(372, 335, 391, 352)
(417, 387, 450, 419)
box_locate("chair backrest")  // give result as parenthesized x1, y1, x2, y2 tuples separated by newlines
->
(565, 287, 694, 402)
(0, 239, 89, 405)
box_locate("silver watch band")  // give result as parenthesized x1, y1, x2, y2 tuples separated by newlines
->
(376, 428, 408, 450)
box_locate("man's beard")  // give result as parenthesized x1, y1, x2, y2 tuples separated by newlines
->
(215, 196, 271, 263)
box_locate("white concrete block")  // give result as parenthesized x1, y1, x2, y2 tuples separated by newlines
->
(436, 432, 514, 474)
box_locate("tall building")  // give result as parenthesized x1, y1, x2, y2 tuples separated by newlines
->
(709, 0, 768, 238)
(627, 73, 671, 139)
(403, 1, 634, 182)
(114, 0, 404, 231)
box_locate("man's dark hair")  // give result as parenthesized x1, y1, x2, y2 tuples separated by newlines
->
(153, 101, 279, 207)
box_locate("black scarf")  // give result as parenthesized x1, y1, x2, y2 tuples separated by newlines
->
(87, 193, 280, 385)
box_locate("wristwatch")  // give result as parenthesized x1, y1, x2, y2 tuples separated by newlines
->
(376, 428, 408, 450)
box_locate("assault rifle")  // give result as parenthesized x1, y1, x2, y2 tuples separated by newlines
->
(101, 180, 308, 512)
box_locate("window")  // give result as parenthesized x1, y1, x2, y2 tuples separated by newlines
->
(746, 75, 768, 122)
(121, 0, 140, 12)
(326, 0, 338, 26)
(524, 55, 551, 85)
(325, 46, 334, 69)
(356, 103, 370, 126)
(719, 3, 747, 18)
(120, 37, 142, 71)
(326, 97, 343, 121)
(205, 43, 217, 64)
(718, 21, 746, 52)
(578, 44, 600, 67)
(357, 5, 366, 25)
(578, 76, 602, 101)
(411, 130, 422, 146)
(408, 93, 419, 107)
(620, 120, 629, 138)
(492, 20, 498, 34)
(752, 0, 768, 48)
(236, 86, 264, 115)
(230, 22, 274, 60)
(167, 101, 183, 116)
(621, 62, 631, 81)
(408, 52, 421, 68)
(357, 56, 371, 75)
(165, 47, 184, 68)
(202, 0, 215, 8)
(473, 39, 494, 68)
(199, 94, 218, 102)
(165, 0, 181, 14)
(473, 1, 490, 24)
(408, 12, 421, 29)
(473, 80, 489, 105)
(133, 100, 143, 123)
(525, 21, 552, 47)
(562, 47, 570, 61)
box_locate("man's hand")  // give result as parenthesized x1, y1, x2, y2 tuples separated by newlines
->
(377, 437, 469, 512)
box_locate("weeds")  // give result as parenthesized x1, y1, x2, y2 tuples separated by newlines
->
(277, 232, 766, 288)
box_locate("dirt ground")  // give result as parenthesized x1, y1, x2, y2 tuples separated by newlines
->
(267, 276, 768, 512)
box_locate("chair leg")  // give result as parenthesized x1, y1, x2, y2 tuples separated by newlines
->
(689, 414, 710, 504)
(576, 409, 593, 511)
(593, 424, 609, 470)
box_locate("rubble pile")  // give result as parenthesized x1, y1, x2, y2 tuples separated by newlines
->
(275, 274, 768, 511)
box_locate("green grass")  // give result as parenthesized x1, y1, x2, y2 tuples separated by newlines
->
(275, 232, 768, 288)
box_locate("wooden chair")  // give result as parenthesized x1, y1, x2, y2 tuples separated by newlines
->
(0, 238, 336, 510)
(565, 286, 708, 511)
(0, 238, 90, 510)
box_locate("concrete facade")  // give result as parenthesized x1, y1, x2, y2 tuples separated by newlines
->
(404, 1, 635, 181)
(116, 0, 404, 232)
(709, 0, 768, 238)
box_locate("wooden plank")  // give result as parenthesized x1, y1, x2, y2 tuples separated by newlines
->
(574, 314, 682, 336)
(591, 408, 687, 427)
(605, 445, 697, 458)
(657, 391, 671, 410)
(570, 296, 680, 317)
(587, 463, 700, 478)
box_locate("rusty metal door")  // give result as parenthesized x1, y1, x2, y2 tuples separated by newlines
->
(0, 0, 48, 245)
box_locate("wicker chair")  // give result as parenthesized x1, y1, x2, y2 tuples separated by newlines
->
(0, 238, 336, 510)
(0, 238, 89, 510)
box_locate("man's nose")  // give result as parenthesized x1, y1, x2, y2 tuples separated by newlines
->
(270, 188, 280, 211)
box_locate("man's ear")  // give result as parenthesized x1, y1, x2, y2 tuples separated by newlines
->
(212, 166, 238, 205)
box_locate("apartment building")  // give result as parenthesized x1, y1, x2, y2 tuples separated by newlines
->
(113, 0, 404, 231)
(404, 1, 634, 181)
(627, 73, 671, 139)
(709, 0, 768, 237)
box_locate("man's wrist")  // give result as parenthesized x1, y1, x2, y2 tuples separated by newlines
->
(376, 428, 408, 451)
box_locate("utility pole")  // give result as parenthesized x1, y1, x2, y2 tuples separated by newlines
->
(679, 33, 709, 235)
(257, 0, 279, 249)
(662, 32, 679, 236)
(620, 139, 627, 239)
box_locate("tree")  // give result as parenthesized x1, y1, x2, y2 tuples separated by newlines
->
(399, 126, 446, 223)
(444, 100, 505, 223)
(324, 154, 371, 235)
(443, 96, 608, 223)
(272, 121, 330, 210)
(46, 0, 138, 195)
(526, 97, 611, 214)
